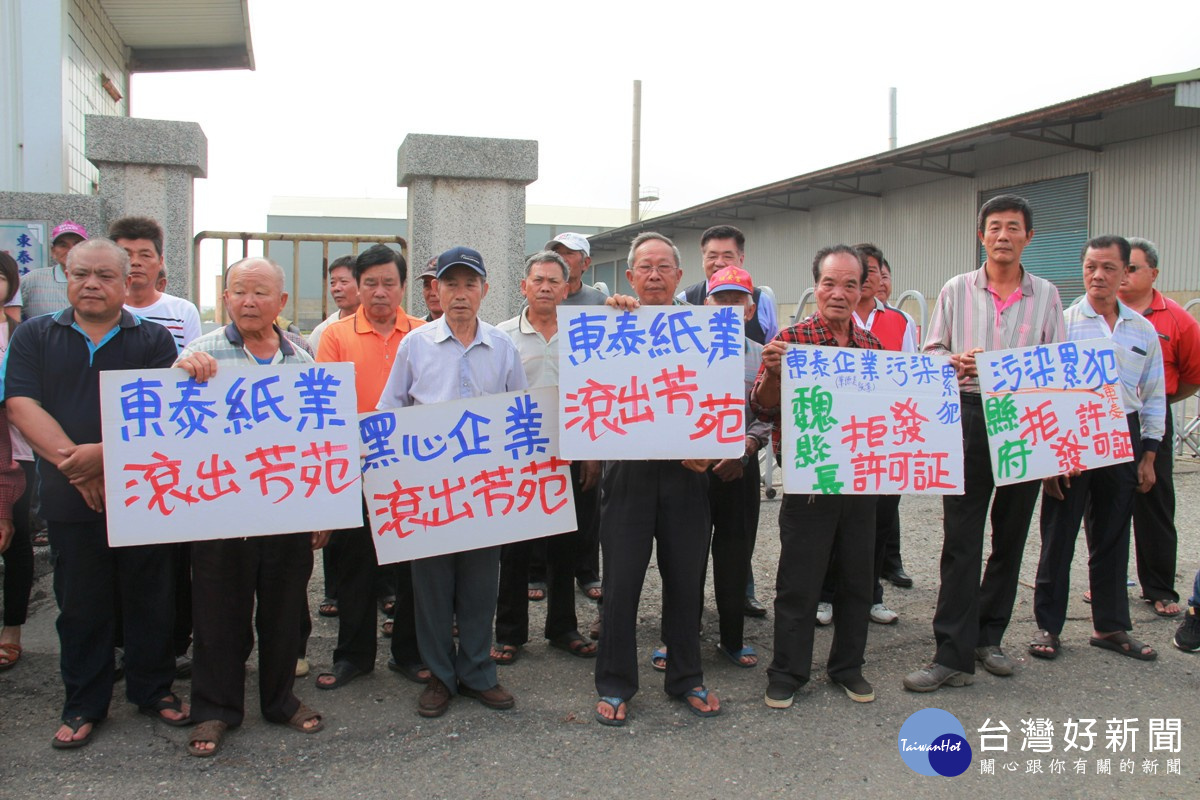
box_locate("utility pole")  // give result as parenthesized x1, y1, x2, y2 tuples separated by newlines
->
(888, 87, 898, 150)
(631, 79, 641, 223)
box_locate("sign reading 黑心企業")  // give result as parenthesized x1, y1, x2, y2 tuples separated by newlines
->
(780, 345, 964, 495)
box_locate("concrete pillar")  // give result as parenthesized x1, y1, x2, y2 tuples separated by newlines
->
(398, 134, 537, 323)
(85, 115, 207, 303)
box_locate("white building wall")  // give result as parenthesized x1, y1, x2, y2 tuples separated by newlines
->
(65, 0, 128, 194)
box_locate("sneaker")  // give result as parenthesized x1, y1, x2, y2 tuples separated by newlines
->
(295, 658, 310, 678)
(902, 663, 974, 693)
(458, 682, 515, 710)
(1175, 607, 1200, 652)
(764, 681, 795, 709)
(418, 676, 452, 718)
(869, 603, 899, 625)
(974, 645, 1014, 676)
(816, 602, 833, 626)
(833, 674, 875, 703)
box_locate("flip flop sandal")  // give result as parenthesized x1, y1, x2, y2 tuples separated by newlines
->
(138, 693, 192, 727)
(318, 598, 339, 618)
(1151, 600, 1182, 617)
(579, 581, 603, 601)
(549, 633, 597, 659)
(717, 643, 758, 668)
(650, 647, 667, 672)
(0, 642, 22, 671)
(1089, 632, 1157, 661)
(285, 704, 324, 734)
(187, 720, 228, 758)
(316, 660, 369, 690)
(490, 644, 519, 665)
(595, 696, 628, 727)
(387, 657, 431, 684)
(527, 582, 547, 602)
(1028, 629, 1060, 660)
(379, 597, 397, 617)
(51, 716, 98, 750)
(677, 686, 721, 718)
(381, 618, 394, 637)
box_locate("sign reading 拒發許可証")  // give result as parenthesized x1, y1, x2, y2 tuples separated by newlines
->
(100, 363, 362, 545)
(977, 339, 1133, 485)
(780, 345, 964, 495)
(360, 386, 576, 564)
(557, 305, 745, 460)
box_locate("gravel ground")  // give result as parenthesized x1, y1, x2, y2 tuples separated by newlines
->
(3, 460, 1200, 798)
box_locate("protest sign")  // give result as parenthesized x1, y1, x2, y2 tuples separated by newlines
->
(977, 338, 1132, 485)
(100, 363, 362, 545)
(781, 345, 964, 495)
(360, 386, 576, 564)
(557, 305, 745, 459)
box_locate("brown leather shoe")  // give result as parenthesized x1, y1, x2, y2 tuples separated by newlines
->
(458, 682, 514, 710)
(417, 676, 451, 718)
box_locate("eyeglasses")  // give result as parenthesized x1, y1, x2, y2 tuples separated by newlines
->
(633, 264, 678, 275)
(1127, 265, 1153, 273)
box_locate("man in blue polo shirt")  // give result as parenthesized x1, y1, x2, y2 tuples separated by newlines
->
(3, 238, 185, 749)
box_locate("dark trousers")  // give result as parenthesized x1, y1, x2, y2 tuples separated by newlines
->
(932, 398, 1040, 673)
(707, 457, 760, 651)
(595, 461, 710, 701)
(820, 493, 899, 606)
(326, 522, 378, 673)
(48, 519, 176, 721)
(2, 460, 35, 626)
(388, 561, 422, 667)
(413, 546, 501, 693)
(768, 493, 876, 690)
(321, 546, 339, 599)
(530, 462, 601, 588)
(1036, 415, 1141, 635)
(191, 533, 311, 726)
(1132, 411, 1177, 604)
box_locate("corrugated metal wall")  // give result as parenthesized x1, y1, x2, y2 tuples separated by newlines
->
(689, 126, 1200, 320)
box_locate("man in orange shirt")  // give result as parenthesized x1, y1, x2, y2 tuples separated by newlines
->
(315, 244, 425, 689)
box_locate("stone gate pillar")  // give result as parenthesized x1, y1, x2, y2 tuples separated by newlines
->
(398, 134, 537, 323)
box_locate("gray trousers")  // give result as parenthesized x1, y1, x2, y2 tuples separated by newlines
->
(412, 546, 501, 692)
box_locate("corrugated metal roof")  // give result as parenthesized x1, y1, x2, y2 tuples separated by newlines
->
(589, 70, 1200, 252)
(101, 0, 254, 71)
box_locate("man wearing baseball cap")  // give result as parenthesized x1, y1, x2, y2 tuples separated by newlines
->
(377, 246, 528, 719)
(19, 220, 88, 320)
(545, 233, 607, 306)
(416, 257, 443, 322)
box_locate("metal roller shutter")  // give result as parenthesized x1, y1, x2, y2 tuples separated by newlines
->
(978, 174, 1090, 301)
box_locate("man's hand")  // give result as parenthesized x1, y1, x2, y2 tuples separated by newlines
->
(1042, 466, 1081, 501)
(711, 458, 743, 482)
(681, 459, 713, 473)
(579, 460, 601, 492)
(0, 518, 13, 553)
(174, 351, 219, 383)
(605, 294, 641, 312)
(312, 530, 331, 550)
(951, 347, 984, 379)
(75, 475, 106, 513)
(761, 339, 786, 378)
(1136, 452, 1156, 494)
(58, 442, 103, 484)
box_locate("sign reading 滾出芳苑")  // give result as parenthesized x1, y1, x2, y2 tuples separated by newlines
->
(781, 345, 964, 495)
(977, 338, 1133, 486)
(360, 386, 576, 564)
(100, 364, 363, 545)
(557, 305, 745, 460)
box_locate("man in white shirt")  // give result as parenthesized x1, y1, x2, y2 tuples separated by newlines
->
(110, 216, 201, 351)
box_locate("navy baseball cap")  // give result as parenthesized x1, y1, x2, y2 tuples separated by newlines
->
(435, 246, 486, 279)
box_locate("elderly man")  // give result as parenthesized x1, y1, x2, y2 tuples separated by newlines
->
(111, 216, 202, 351)
(3, 238, 185, 749)
(307, 255, 360, 355)
(1116, 238, 1200, 618)
(546, 232, 608, 306)
(905, 195, 1064, 692)
(594, 232, 720, 726)
(378, 246, 527, 718)
(1029, 236, 1165, 662)
(417, 257, 443, 322)
(753, 246, 882, 709)
(678, 225, 779, 345)
(172, 258, 326, 757)
(492, 251, 599, 664)
(19, 220, 86, 320)
(316, 244, 425, 689)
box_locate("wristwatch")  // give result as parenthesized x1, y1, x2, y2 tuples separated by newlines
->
(739, 452, 751, 466)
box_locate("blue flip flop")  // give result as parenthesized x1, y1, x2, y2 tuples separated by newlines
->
(595, 696, 628, 727)
(717, 643, 758, 669)
(650, 647, 667, 672)
(677, 686, 721, 718)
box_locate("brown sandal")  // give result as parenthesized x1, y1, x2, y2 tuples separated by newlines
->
(286, 703, 324, 734)
(187, 720, 228, 757)
(1029, 629, 1060, 660)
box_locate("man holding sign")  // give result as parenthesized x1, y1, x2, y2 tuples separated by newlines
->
(753, 245, 882, 709)
(905, 194, 1064, 692)
(173, 257, 327, 756)
(377, 246, 527, 718)
(1030, 236, 1165, 662)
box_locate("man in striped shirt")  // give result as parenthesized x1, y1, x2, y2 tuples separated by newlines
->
(1029, 235, 1165, 662)
(904, 194, 1065, 693)
(111, 216, 202, 351)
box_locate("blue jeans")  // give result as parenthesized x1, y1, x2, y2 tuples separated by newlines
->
(1188, 569, 1200, 609)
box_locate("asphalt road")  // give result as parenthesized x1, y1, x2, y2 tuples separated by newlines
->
(3, 463, 1200, 799)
